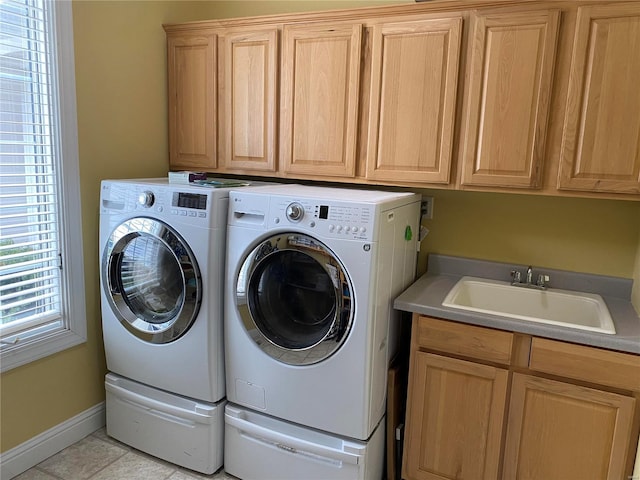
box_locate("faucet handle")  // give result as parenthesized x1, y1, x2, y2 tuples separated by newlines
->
(511, 270, 522, 284)
(537, 274, 550, 288)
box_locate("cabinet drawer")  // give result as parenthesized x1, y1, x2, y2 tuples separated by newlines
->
(415, 316, 514, 365)
(529, 338, 640, 391)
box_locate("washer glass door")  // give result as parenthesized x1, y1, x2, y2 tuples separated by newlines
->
(236, 233, 353, 365)
(103, 217, 201, 344)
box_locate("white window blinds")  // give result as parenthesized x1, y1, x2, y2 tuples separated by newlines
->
(1, 0, 61, 334)
(0, 0, 86, 370)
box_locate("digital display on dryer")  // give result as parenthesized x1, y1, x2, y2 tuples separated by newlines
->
(319, 205, 329, 219)
(173, 192, 207, 210)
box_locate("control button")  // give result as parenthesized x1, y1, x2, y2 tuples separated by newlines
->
(156, 206, 163, 213)
(345, 226, 351, 233)
(336, 225, 343, 232)
(274, 217, 280, 224)
(198, 212, 206, 218)
(329, 225, 335, 232)
(360, 227, 367, 233)
(179, 210, 187, 216)
(310, 221, 315, 228)
(188, 211, 196, 217)
(137, 191, 155, 208)
(286, 202, 304, 222)
(171, 209, 178, 215)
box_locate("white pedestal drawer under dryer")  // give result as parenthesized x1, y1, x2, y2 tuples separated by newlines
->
(223, 184, 421, 479)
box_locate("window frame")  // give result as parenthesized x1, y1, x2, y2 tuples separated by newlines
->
(0, 0, 87, 372)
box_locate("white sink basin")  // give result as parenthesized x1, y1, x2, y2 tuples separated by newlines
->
(442, 276, 616, 335)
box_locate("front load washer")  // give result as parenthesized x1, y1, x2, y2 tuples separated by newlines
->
(100, 177, 260, 404)
(224, 184, 421, 442)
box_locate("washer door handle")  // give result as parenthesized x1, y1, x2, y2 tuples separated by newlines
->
(107, 252, 122, 295)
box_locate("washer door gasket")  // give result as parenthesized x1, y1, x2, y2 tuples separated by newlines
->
(102, 217, 202, 344)
(236, 233, 353, 366)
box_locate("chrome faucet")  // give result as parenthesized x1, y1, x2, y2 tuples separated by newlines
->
(526, 266, 533, 285)
(511, 265, 550, 290)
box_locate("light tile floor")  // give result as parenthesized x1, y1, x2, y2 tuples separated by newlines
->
(14, 428, 237, 480)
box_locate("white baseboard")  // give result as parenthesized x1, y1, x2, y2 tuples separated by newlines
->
(0, 402, 105, 480)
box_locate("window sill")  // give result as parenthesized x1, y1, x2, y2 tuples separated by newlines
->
(1, 327, 86, 373)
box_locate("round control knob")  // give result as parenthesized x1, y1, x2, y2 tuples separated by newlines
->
(138, 191, 155, 207)
(286, 202, 304, 222)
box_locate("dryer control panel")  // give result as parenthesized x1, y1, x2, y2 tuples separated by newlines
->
(268, 197, 376, 241)
(100, 181, 220, 228)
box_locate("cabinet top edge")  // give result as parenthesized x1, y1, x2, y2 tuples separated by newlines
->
(162, 0, 619, 32)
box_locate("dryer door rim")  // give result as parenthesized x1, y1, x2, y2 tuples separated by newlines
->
(235, 232, 354, 366)
(102, 216, 202, 344)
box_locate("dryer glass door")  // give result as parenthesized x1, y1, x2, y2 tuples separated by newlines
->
(236, 233, 353, 365)
(102, 217, 201, 344)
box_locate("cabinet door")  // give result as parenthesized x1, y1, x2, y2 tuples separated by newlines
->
(280, 23, 362, 178)
(403, 352, 508, 480)
(459, 9, 559, 188)
(503, 373, 636, 480)
(220, 29, 278, 172)
(558, 3, 640, 194)
(366, 16, 462, 184)
(167, 33, 217, 170)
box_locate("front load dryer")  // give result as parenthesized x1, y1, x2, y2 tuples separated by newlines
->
(99, 178, 236, 404)
(100, 177, 274, 473)
(224, 184, 421, 442)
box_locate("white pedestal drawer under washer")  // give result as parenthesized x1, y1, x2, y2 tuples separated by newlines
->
(224, 184, 421, 442)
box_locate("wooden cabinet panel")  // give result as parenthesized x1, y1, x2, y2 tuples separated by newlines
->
(365, 15, 462, 184)
(416, 316, 514, 365)
(164, 2, 640, 199)
(280, 23, 362, 177)
(167, 33, 217, 170)
(220, 29, 278, 172)
(460, 9, 559, 188)
(403, 352, 508, 480)
(529, 337, 640, 391)
(503, 373, 636, 480)
(558, 3, 640, 194)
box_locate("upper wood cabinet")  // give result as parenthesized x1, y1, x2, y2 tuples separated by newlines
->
(459, 9, 560, 188)
(167, 32, 217, 170)
(557, 3, 640, 194)
(164, 1, 639, 200)
(279, 23, 362, 178)
(365, 15, 462, 184)
(219, 29, 279, 173)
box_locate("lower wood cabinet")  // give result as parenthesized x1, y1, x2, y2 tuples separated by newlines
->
(403, 315, 640, 480)
(404, 352, 508, 480)
(503, 373, 635, 480)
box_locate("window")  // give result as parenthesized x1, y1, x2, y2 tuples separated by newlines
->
(0, 0, 86, 372)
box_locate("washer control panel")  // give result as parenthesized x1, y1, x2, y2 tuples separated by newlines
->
(269, 197, 375, 241)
